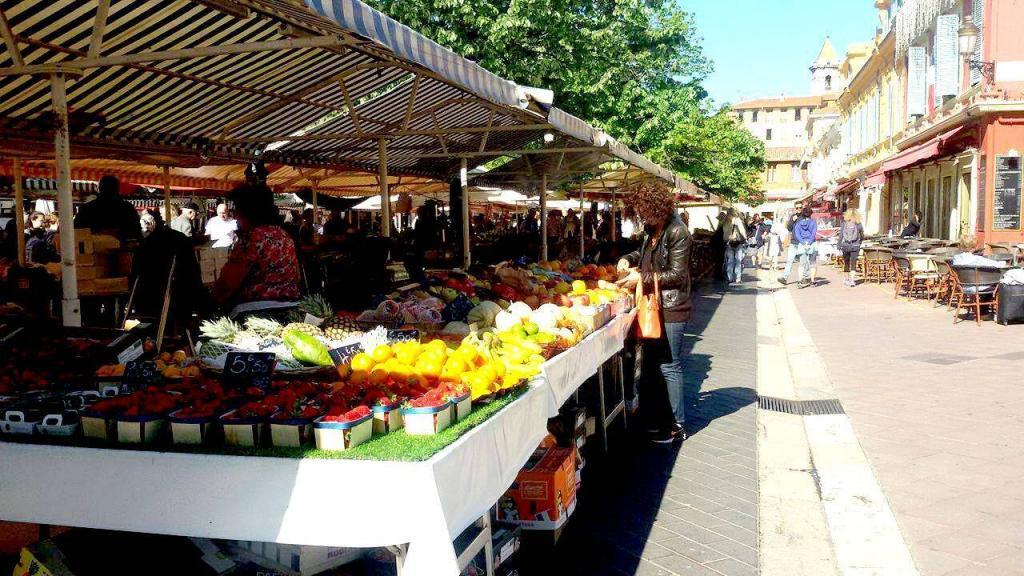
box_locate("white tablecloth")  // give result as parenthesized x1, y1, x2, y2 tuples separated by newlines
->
(539, 309, 636, 416)
(0, 313, 634, 576)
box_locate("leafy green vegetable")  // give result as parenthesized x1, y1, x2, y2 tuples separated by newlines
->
(282, 329, 333, 367)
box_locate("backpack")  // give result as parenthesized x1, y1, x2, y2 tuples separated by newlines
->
(839, 222, 862, 251)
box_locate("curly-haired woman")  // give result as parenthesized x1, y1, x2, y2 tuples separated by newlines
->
(617, 182, 692, 443)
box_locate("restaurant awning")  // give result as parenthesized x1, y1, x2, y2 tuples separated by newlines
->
(862, 171, 886, 188)
(881, 126, 968, 174)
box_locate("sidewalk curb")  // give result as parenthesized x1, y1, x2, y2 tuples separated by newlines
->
(756, 269, 920, 576)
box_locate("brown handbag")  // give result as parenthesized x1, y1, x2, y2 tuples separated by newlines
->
(635, 271, 662, 339)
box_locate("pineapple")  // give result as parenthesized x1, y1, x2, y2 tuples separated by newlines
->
(322, 316, 363, 340)
(287, 294, 333, 324)
(245, 316, 283, 338)
(199, 317, 241, 343)
(283, 322, 323, 338)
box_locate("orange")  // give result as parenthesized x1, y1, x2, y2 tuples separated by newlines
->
(395, 347, 420, 366)
(425, 339, 448, 354)
(172, 350, 188, 364)
(416, 357, 443, 379)
(369, 367, 390, 385)
(159, 352, 173, 363)
(371, 344, 393, 363)
(184, 365, 201, 378)
(336, 363, 352, 380)
(349, 369, 369, 386)
(351, 353, 374, 372)
(443, 357, 468, 376)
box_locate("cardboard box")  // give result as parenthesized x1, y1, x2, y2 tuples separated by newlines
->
(90, 234, 121, 252)
(92, 277, 129, 293)
(231, 540, 363, 575)
(496, 444, 577, 530)
(12, 529, 230, 576)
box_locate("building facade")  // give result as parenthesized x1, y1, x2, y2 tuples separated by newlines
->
(818, 0, 1024, 244)
(731, 40, 841, 206)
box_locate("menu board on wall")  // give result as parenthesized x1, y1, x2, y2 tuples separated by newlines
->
(993, 155, 1022, 230)
(907, 47, 927, 118)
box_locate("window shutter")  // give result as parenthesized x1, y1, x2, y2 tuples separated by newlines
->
(971, 0, 984, 85)
(936, 14, 960, 97)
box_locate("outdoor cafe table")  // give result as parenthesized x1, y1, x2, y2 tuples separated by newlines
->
(0, 312, 637, 576)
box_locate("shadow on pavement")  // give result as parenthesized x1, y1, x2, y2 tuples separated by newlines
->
(519, 278, 757, 575)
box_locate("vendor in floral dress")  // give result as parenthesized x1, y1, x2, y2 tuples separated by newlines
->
(212, 183, 301, 317)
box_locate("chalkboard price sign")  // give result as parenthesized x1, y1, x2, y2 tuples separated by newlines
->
(223, 352, 276, 389)
(123, 360, 158, 387)
(328, 344, 362, 367)
(993, 155, 1022, 230)
(387, 328, 420, 342)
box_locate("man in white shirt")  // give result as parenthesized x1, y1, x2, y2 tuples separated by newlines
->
(204, 203, 237, 248)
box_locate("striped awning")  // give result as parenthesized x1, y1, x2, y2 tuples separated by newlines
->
(303, 0, 549, 111)
(0, 0, 561, 178)
(471, 107, 686, 195)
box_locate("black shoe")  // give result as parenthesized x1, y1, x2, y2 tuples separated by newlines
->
(651, 427, 682, 444)
(671, 422, 688, 441)
(777, 277, 787, 285)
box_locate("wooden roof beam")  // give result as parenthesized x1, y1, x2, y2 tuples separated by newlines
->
(217, 122, 555, 144)
(0, 35, 355, 76)
(87, 0, 110, 58)
(0, 9, 22, 67)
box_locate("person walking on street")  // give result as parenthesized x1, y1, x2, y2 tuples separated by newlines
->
(778, 210, 801, 284)
(792, 207, 818, 287)
(722, 208, 747, 283)
(838, 209, 864, 287)
(617, 182, 692, 444)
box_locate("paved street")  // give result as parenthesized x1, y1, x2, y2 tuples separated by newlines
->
(786, 266, 1024, 575)
(522, 278, 760, 576)
(531, 261, 1024, 576)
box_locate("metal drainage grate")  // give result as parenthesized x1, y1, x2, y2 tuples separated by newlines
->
(758, 396, 845, 416)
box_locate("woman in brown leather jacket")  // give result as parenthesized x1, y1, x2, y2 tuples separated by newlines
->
(617, 183, 693, 443)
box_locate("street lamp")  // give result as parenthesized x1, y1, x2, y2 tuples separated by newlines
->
(958, 19, 994, 85)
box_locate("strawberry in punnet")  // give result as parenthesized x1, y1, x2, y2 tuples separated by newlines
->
(228, 401, 276, 420)
(408, 387, 447, 408)
(321, 405, 371, 423)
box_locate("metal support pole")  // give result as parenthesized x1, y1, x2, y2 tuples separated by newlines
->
(379, 138, 390, 238)
(162, 165, 172, 223)
(460, 158, 470, 269)
(311, 187, 319, 242)
(579, 184, 585, 260)
(540, 173, 548, 261)
(610, 187, 617, 242)
(50, 73, 80, 326)
(13, 157, 25, 266)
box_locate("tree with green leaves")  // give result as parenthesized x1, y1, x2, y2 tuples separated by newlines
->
(366, 0, 765, 203)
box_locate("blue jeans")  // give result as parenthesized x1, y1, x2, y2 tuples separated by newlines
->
(782, 244, 798, 280)
(725, 244, 745, 283)
(660, 321, 687, 425)
(797, 243, 817, 281)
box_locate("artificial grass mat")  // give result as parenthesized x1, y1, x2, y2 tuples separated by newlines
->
(4, 387, 527, 462)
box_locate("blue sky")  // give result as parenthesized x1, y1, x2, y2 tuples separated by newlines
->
(683, 0, 879, 106)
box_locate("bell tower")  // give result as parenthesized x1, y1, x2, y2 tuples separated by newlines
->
(810, 37, 840, 95)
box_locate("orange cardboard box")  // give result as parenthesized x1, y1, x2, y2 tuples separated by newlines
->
(497, 444, 577, 530)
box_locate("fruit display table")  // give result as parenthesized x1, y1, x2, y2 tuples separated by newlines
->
(0, 380, 549, 576)
(0, 314, 636, 576)
(540, 309, 637, 416)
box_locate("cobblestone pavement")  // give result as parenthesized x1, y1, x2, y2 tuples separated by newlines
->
(785, 266, 1024, 575)
(522, 277, 759, 576)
